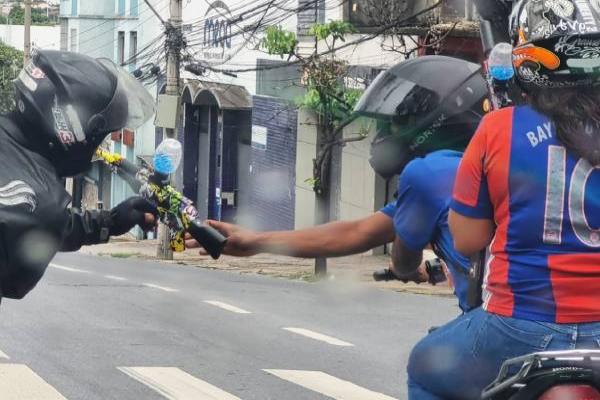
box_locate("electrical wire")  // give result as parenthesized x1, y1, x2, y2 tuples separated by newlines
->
(195, 0, 442, 74)
(182, 0, 351, 74)
(122, 34, 165, 67)
(184, 0, 342, 47)
(183, 0, 330, 44)
(73, 1, 169, 56)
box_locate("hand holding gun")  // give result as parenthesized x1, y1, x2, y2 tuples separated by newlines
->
(95, 139, 227, 259)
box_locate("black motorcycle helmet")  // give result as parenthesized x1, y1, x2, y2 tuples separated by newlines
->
(13, 50, 154, 177)
(510, 0, 600, 91)
(354, 55, 489, 178)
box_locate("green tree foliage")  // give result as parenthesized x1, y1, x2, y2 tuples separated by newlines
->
(262, 26, 298, 58)
(1, 5, 53, 25)
(261, 21, 365, 196)
(260, 21, 361, 129)
(0, 42, 24, 114)
(7, 5, 24, 23)
(309, 21, 355, 42)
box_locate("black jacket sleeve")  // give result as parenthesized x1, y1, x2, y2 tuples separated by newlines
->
(59, 208, 112, 252)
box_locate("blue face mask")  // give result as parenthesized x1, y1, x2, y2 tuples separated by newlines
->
(153, 153, 175, 175)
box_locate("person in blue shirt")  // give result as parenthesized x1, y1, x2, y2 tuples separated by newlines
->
(382, 150, 471, 310)
(185, 56, 489, 314)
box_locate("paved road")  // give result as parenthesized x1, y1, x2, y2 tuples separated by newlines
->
(0, 252, 458, 399)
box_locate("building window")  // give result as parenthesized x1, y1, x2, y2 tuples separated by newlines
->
(71, 0, 77, 16)
(130, 0, 139, 16)
(441, 0, 471, 20)
(118, 0, 126, 16)
(297, 0, 325, 36)
(256, 59, 303, 101)
(347, 0, 421, 31)
(117, 31, 125, 65)
(60, 19, 68, 50)
(123, 129, 135, 147)
(129, 31, 137, 69)
(70, 28, 78, 52)
(347, 0, 470, 31)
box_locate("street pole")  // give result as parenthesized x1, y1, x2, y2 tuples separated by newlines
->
(24, 0, 31, 63)
(157, 0, 183, 260)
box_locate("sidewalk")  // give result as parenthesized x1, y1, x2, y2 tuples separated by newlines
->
(78, 239, 454, 298)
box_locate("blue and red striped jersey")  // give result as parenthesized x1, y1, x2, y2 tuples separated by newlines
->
(451, 105, 600, 323)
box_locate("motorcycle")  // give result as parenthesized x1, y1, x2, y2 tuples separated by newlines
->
(482, 350, 600, 399)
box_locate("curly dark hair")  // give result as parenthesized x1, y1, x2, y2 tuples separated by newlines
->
(529, 87, 600, 166)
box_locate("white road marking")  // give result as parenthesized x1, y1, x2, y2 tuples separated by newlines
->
(0, 364, 68, 399)
(0, 349, 9, 360)
(119, 367, 241, 400)
(49, 263, 90, 274)
(143, 283, 179, 293)
(264, 369, 397, 400)
(203, 301, 251, 314)
(282, 327, 354, 347)
(104, 275, 127, 281)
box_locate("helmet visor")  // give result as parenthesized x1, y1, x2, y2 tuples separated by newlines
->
(95, 58, 155, 132)
(354, 73, 418, 119)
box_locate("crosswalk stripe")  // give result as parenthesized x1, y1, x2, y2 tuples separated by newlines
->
(119, 367, 241, 400)
(203, 300, 251, 314)
(0, 348, 10, 359)
(264, 369, 397, 400)
(49, 263, 90, 274)
(104, 275, 127, 281)
(282, 327, 354, 347)
(0, 364, 68, 399)
(143, 283, 179, 292)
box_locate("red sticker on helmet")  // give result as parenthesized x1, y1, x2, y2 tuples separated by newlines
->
(58, 130, 75, 145)
(29, 67, 45, 80)
(24, 62, 45, 80)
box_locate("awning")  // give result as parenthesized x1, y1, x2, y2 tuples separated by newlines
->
(181, 80, 253, 110)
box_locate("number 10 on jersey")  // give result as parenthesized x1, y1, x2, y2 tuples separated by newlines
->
(544, 145, 600, 247)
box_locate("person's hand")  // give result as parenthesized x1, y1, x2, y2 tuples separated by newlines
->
(109, 196, 157, 236)
(390, 261, 429, 284)
(185, 220, 261, 257)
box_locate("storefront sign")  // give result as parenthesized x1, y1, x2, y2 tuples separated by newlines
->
(203, 1, 234, 61)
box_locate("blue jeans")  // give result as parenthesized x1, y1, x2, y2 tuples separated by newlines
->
(407, 308, 600, 400)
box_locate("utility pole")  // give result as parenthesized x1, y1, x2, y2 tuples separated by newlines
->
(24, 0, 31, 63)
(156, 0, 183, 260)
(312, 0, 328, 278)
